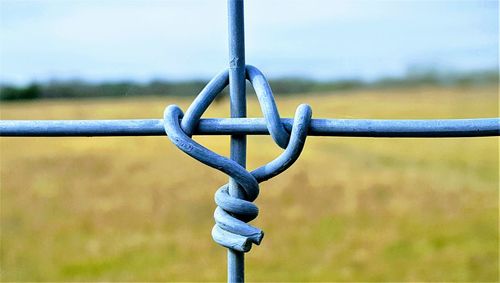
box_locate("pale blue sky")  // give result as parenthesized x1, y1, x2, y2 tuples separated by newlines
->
(0, 0, 498, 85)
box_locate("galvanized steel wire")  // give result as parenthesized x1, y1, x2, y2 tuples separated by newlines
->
(1, 118, 499, 137)
(0, 0, 499, 282)
(163, 65, 313, 252)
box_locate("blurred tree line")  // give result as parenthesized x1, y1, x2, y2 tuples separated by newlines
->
(0, 70, 497, 101)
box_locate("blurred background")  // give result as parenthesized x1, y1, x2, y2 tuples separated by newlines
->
(0, 0, 498, 281)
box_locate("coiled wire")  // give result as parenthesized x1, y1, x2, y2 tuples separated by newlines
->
(163, 65, 312, 252)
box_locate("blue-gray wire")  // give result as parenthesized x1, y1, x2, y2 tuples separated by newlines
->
(163, 66, 312, 252)
(2, 118, 498, 137)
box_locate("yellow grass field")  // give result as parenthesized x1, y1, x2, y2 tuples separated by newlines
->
(0, 86, 498, 281)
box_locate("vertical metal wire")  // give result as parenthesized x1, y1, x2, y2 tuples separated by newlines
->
(227, 0, 246, 282)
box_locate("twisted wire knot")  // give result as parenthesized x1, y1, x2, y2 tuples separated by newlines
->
(163, 65, 312, 252)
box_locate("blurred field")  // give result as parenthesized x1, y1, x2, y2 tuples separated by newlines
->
(0, 86, 498, 282)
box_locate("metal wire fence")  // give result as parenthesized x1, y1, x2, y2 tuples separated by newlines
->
(1, 0, 499, 282)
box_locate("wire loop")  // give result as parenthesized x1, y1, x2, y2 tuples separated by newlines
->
(163, 65, 312, 252)
(179, 66, 292, 148)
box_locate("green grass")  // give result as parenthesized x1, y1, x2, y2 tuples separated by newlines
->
(0, 86, 498, 281)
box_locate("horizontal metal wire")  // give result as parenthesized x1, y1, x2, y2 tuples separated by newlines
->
(1, 118, 498, 137)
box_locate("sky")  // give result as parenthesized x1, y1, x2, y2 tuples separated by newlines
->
(0, 0, 498, 85)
